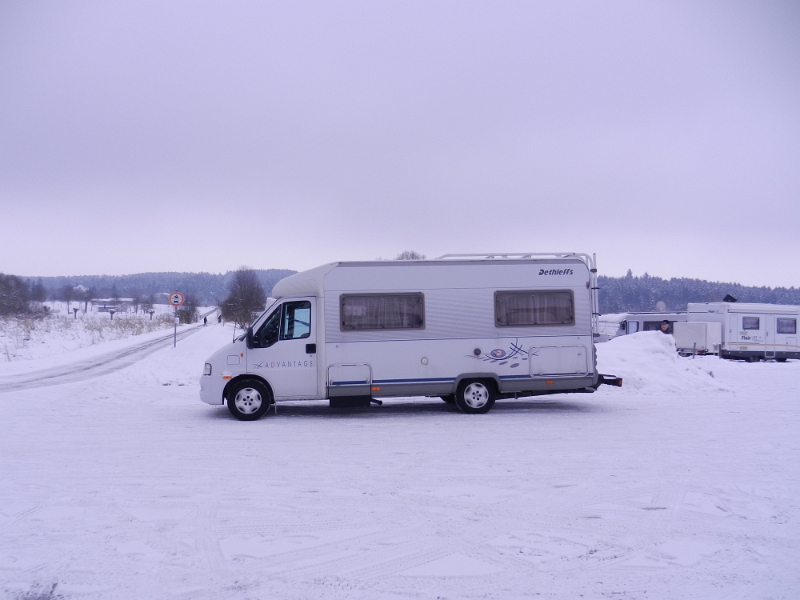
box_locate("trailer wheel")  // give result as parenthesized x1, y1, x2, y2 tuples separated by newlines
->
(440, 395, 455, 404)
(454, 380, 495, 414)
(776, 358, 787, 363)
(227, 379, 272, 421)
(747, 356, 760, 363)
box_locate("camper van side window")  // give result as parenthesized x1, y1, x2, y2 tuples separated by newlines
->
(742, 317, 760, 330)
(644, 321, 671, 332)
(777, 318, 797, 334)
(281, 301, 311, 340)
(341, 293, 424, 331)
(495, 290, 574, 327)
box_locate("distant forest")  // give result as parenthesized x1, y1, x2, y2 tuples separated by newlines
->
(27, 269, 297, 306)
(598, 270, 800, 314)
(11, 268, 800, 313)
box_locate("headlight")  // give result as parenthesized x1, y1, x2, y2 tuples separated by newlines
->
(203, 363, 212, 376)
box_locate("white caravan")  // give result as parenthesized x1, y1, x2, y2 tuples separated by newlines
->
(687, 302, 800, 362)
(673, 321, 723, 356)
(596, 312, 687, 343)
(200, 253, 622, 420)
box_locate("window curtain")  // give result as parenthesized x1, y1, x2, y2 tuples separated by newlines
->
(498, 292, 573, 326)
(342, 295, 423, 329)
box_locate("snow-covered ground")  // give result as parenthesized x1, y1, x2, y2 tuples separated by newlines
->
(1, 329, 798, 599)
(0, 303, 173, 363)
(0, 304, 216, 363)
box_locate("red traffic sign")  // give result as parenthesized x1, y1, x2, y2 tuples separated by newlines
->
(168, 292, 185, 307)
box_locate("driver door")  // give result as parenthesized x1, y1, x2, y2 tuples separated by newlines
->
(248, 298, 318, 399)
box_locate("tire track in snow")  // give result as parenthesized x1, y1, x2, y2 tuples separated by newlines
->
(0, 506, 42, 537)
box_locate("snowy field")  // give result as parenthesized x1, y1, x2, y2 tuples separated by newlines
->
(1, 328, 798, 599)
(0, 303, 184, 363)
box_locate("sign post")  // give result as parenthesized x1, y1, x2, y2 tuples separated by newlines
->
(168, 292, 185, 348)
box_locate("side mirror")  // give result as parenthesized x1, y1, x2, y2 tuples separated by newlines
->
(246, 326, 254, 349)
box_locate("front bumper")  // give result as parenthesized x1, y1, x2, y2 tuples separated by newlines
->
(199, 375, 227, 405)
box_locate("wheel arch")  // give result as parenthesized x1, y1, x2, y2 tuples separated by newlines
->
(223, 374, 274, 403)
(452, 373, 500, 394)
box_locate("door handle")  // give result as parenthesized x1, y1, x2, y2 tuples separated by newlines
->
(306, 343, 317, 354)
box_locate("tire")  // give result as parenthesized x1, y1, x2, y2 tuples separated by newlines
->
(440, 395, 456, 404)
(747, 356, 761, 363)
(454, 379, 496, 414)
(776, 358, 787, 363)
(227, 379, 272, 421)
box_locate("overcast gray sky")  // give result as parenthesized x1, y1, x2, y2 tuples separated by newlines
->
(1, 1, 798, 286)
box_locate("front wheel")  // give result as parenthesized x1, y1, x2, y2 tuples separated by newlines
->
(227, 379, 272, 421)
(455, 380, 496, 414)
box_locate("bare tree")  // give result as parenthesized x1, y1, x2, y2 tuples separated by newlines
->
(60, 284, 74, 311)
(30, 279, 47, 303)
(80, 286, 95, 313)
(221, 267, 266, 328)
(395, 250, 426, 260)
(178, 291, 199, 324)
(73, 285, 91, 312)
(141, 294, 155, 313)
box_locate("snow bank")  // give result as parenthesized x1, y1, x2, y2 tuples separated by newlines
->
(596, 331, 731, 395)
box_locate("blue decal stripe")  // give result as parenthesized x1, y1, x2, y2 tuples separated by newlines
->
(330, 380, 369, 386)
(531, 373, 590, 377)
(373, 377, 456, 384)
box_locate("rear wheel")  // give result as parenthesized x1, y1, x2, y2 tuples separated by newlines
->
(227, 379, 272, 421)
(454, 379, 496, 414)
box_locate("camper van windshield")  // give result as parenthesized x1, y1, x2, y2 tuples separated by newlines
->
(249, 298, 279, 332)
(252, 307, 281, 348)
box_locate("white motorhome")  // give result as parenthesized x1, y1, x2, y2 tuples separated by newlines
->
(687, 302, 800, 362)
(200, 253, 622, 420)
(596, 312, 687, 343)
